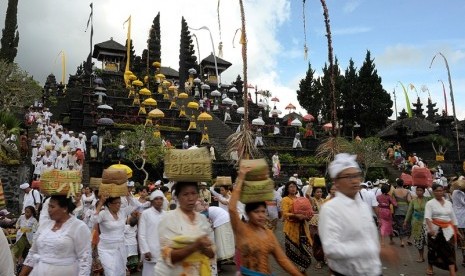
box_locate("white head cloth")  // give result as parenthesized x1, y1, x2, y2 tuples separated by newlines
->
(20, 183, 30, 189)
(150, 190, 164, 201)
(328, 153, 360, 179)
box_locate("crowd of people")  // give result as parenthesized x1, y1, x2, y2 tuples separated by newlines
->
(1, 152, 462, 276)
(1, 107, 464, 276)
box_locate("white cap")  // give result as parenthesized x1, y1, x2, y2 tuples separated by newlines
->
(149, 190, 164, 201)
(155, 180, 162, 186)
(20, 183, 30, 189)
(127, 181, 135, 187)
(92, 131, 97, 134)
(328, 153, 361, 179)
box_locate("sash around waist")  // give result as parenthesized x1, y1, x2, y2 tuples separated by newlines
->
(34, 254, 76, 266)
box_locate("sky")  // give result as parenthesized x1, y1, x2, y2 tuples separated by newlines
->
(1, 0, 465, 121)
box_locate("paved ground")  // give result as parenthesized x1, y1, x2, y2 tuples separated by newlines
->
(133, 221, 464, 276)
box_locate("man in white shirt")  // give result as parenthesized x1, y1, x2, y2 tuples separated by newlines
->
(319, 153, 397, 275)
(138, 190, 165, 276)
(20, 183, 42, 214)
(358, 182, 379, 219)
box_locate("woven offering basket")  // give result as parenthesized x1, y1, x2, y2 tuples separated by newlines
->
(40, 170, 82, 197)
(215, 176, 232, 186)
(89, 177, 102, 189)
(101, 169, 128, 185)
(240, 178, 275, 203)
(99, 183, 128, 197)
(164, 147, 212, 182)
(240, 159, 270, 181)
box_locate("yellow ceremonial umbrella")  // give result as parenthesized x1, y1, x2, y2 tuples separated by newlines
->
(168, 85, 176, 91)
(148, 108, 165, 118)
(178, 92, 189, 99)
(197, 112, 212, 121)
(143, 76, 149, 83)
(155, 73, 165, 79)
(153, 61, 161, 68)
(162, 80, 171, 87)
(109, 164, 133, 178)
(139, 88, 152, 96)
(128, 74, 137, 81)
(187, 101, 199, 110)
(142, 97, 157, 106)
(132, 80, 143, 87)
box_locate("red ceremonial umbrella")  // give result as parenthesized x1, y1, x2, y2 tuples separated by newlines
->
(271, 97, 280, 102)
(285, 103, 296, 111)
(303, 114, 314, 121)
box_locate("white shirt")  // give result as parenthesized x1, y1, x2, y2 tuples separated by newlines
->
(138, 207, 164, 261)
(319, 191, 381, 275)
(208, 206, 230, 228)
(358, 188, 378, 216)
(22, 189, 41, 213)
(0, 228, 15, 276)
(425, 197, 457, 224)
(452, 190, 465, 228)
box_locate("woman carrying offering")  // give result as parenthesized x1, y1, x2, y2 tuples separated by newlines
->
(281, 181, 312, 273)
(403, 186, 429, 263)
(425, 184, 458, 275)
(229, 165, 304, 276)
(94, 194, 138, 276)
(155, 182, 215, 276)
(19, 195, 91, 276)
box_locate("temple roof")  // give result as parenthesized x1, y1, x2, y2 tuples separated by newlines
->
(377, 117, 437, 138)
(92, 38, 126, 59)
(200, 54, 232, 73)
(160, 67, 179, 78)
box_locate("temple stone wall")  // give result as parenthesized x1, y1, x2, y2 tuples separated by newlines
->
(0, 164, 30, 214)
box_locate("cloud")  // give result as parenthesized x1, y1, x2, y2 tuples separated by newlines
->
(343, 0, 362, 13)
(332, 26, 372, 35)
(377, 44, 423, 67)
(0, 0, 294, 101)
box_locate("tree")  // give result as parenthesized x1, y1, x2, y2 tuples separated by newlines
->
(0, 0, 19, 63)
(147, 12, 161, 74)
(340, 59, 359, 136)
(116, 125, 166, 185)
(178, 17, 198, 92)
(0, 110, 21, 164)
(0, 60, 42, 112)
(296, 62, 322, 117)
(351, 137, 387, 175)
(357, 50, 393, 136)
(428, 134, 453, 156)
(319, 58, 344, 124)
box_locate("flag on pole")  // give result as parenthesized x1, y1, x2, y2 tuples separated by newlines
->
(398, 81, 412, 118)
(123, 15, 132, 72)
(84, 3, 94, 75)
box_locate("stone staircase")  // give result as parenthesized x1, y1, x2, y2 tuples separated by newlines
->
(206, 112, 235, 161)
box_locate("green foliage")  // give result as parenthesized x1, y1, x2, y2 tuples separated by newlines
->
(307, 168, 320, 177)
(0, 111, 20, 134)
(148, 12, 161, 70)
(178, 17, 198, 92)
(117, 125, 165, 165)
(0, 60, 42, 112)
(295, 156, 324, 165)
(0, 0, 19, 63)
(316, 136, 352, 164)
(357, 51, 393, 136)
(279, 153, 294, 163)
(297, 63, 322, 117)
(428, 134, 453, 155)
(365, 167, 387, 182)
(296, 51, 393, 135)
(352, 137, 387, 173)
